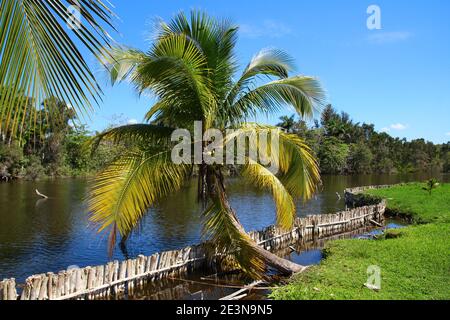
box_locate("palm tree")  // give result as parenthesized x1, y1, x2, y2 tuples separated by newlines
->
(0, 0, 115, 138)
(88, 11, 325, 277)
(277, 115, 296, 133)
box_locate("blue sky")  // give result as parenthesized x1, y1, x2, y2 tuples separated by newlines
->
(82, 0, 450, 143)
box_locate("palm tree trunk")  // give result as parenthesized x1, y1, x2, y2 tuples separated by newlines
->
(227, 207, 306, 275)
(216, 179, 306, 275)
(253, 242, 306, 274)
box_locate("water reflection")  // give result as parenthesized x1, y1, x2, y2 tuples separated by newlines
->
(0, 172, 448, 282)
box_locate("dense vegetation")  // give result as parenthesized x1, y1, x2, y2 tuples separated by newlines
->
(2, 102, 449, 182)
(271, 183, 450, 300)
(0, 96, 124, 181)
(278, 105, 450, 175)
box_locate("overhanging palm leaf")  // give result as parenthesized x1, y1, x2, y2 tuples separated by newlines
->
(225, 124, 320, 229)
(239, 48, 295, 82)
(232, 124, 320, 199)
(232, 76, 325, 121)
(88, 123, 175, 152)
(87, 149, 191, 252)
(241, 162, 296, 230)
(0, 0, 116, 136)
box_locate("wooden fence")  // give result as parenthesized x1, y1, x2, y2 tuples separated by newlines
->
(0, 195, 386, 301)
(344, 185, 392, 207)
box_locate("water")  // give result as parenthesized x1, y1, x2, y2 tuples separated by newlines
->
(0, 172, 448, 283)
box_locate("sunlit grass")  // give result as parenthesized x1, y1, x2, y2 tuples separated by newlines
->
(271, 183, 450, 300)
(365, 182, 450, 224)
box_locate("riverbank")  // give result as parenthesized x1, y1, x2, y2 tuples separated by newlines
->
(271, 183, 450, 300)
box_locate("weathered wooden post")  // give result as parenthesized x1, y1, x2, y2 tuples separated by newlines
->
(1, 279, 17, 300)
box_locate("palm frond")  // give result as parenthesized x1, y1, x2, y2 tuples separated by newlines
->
(105, 33, 217, 126)
(104, 46, 148, 84)
(87, 150, 191, 252)
(88, 123, 175, 153)
(144, 101, 167, 123)
(154, 10, 239, 125)
(231, 76, 326, 122)
(241, 48, 295, 80)
(241, 162, 296, 230)
(276, 130, 321, 200)
(226, 124, 321, 201)
(0, 0, 116, 136)
(156, 10, 238, 79)
(222, 49, 294, 124)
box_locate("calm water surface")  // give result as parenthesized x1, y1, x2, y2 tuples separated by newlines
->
(0, 173, 448, 282)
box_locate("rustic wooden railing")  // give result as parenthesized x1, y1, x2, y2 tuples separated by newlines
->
(0, 191, 386, 301)
(344, 185, 393, 208)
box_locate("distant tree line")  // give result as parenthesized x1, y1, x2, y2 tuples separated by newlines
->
(0, 94, 125, 181)
(2, 97, 449, 181)
(277, 105, 450, 175)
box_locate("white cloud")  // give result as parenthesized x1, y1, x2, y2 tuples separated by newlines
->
(240, 20, 292, 39)
(368, 31, 412, 44)
(390, 123, 408, 131)
(127, 119, 138, 125)
(381, 123, 408, 133)
(446, 132, 450, 136)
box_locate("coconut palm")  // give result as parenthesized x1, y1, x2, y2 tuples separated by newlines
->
(0, 0, 115, 138)
(88, 11, 325, 277)
(277, 115, 297, 133)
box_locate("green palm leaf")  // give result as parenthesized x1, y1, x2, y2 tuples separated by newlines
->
(104, 33, 217, 127)
(87, 149, 191, 252)
(232, 76, 326, 121)
(88, 123, 175, 152)
(240, 48, 295, 81)
(241, 162, 296, 230)
(0, 0, 115, 136)
(226, 124, 321, 201)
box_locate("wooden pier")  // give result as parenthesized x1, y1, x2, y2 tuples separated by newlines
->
(0, 188, 386, 301)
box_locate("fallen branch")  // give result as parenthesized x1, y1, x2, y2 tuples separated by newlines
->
(219, 280, 263, 300)
(369, 219, 383, 228)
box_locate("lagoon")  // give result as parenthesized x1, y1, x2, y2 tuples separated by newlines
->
(0, 172, 448, 283)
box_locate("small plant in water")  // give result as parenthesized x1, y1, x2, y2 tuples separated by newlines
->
(422, 179, 440, 195)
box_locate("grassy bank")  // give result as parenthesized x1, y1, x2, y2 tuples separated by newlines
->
(271, 183, 450, 300)
(365, 183, 450, 224)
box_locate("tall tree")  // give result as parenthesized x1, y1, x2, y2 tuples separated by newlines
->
(88, 11, 325, 276)
(277, 115, 296, 133)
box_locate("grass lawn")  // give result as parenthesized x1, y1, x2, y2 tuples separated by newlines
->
(271, 182, 450, 300)
(365, 183, 450, 224)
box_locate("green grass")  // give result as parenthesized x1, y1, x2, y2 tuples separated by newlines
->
(271, 182, 450, 300)
(365, 183, 450, 224)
